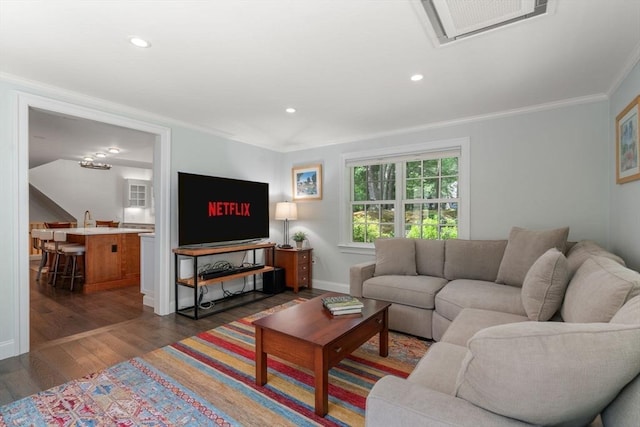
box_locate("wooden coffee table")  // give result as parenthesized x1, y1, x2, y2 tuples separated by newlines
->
(253, 292, 391, 416)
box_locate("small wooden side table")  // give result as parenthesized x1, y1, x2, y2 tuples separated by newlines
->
(266, 247, 312, 293)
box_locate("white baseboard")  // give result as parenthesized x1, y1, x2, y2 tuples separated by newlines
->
(142, 294, 155, 308)
(312, 280, 349, 294)
(0, 339, 17, 360)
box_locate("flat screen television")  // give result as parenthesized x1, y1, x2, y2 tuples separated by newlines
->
(178, 172, 270, 247)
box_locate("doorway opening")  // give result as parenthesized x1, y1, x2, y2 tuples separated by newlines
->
(14, 92, 172, 356)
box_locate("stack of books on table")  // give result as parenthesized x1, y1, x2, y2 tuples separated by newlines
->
(322, 295, 364, 316)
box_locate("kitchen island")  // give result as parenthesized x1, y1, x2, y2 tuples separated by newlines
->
(53, 227, 152, 293)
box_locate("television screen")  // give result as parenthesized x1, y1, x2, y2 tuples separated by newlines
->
(178, 172, 270, 247)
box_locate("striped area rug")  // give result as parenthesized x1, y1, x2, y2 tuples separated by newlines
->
(0, 299, 429, 426)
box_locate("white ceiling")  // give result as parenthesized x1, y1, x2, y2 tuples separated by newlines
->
(2, 0, 640, 159)
(28, 108, 155, 169)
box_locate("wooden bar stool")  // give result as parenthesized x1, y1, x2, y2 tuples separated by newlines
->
(96, 220, 120, 228)
(59, 242, 86, 291)
(44, 222, 71, 229)
(49, 231, 74, 287)
(32, 229, 51, 282)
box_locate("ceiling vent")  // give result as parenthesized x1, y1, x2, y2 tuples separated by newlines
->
(422, 0, 550, 44)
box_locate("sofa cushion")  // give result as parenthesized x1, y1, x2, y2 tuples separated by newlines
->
(566, 240, 625, 278)
(408, 341, 468, 395)
(610, 295, 640, 325)
(373, 238, 417, 276)
(561, 256, 640, 323)
(363, 275, 448, 310)
(440, 308, 528, 347)
(521, 248, 570, 321)
(496, 226, 569, 287)
(602, 374, 640, 427)
(455, 322, 640, 426)
(435, 279, 526, 322)
(415, 239, 445, 277)
(444, 239, 507, 282)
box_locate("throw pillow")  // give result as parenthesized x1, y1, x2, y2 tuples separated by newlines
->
(373, 238, 417, 276)
(521, 248, 570, 321)
(561, 256, 640, 323)
(566, 240, 626, 278)
(496, 226, 569, 287)
(610, 295, 640, 325)
(455, 322, 640, 426)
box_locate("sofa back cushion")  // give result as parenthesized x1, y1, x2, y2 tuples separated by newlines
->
(415, 239, 445, 277)
(496, 226, 569, 287)
(373, 238, 417, 276)
(455, 321, 640, 426)
(561, 256, 640, 323)
(566, 240, 626, 278)
(443, 239, 507, 281)
(521, 248, 570, 321)
(610, 295, 640, 325)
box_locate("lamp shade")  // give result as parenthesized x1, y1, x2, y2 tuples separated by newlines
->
(275, 202, 298, 220)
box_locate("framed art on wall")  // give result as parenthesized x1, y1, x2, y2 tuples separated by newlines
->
(292, 164, 322, 200)
(616, 95, 640, 184)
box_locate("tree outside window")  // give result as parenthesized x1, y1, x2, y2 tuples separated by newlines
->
(350, 156, 459, 242)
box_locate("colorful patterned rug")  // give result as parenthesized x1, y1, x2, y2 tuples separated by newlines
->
(0, 299, 429, 426)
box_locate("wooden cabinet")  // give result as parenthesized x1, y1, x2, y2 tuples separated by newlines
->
(266, 247, 312, 293)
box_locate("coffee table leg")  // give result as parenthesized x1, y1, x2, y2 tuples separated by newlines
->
(255, 326, 267, 385)
(379, 309, 389, 357)
(314, 346, 329, 416)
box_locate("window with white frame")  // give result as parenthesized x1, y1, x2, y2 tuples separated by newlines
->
(341, 138, 469, 247)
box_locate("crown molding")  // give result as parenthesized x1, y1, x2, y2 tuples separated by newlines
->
(0, 72, 276, 150)
(285, 93, 609, 153)
(1, 72, 611, 155)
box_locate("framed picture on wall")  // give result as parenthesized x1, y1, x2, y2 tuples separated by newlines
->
(616, 95, 640, 184)
(292, 164, 322, 200)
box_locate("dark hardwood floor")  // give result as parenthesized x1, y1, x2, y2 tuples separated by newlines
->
(0, 262, 322, 405)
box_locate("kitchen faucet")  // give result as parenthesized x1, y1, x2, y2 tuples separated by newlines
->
(84, 210, 92, 228)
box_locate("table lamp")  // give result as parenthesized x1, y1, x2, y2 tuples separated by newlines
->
(275, 201, 297, 249)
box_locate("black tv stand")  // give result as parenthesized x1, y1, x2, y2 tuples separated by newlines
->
(173, 242, 277, 319)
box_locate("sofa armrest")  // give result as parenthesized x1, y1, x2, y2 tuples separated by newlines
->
(350, 261, 376, 297)
(366, 376, 532, 427)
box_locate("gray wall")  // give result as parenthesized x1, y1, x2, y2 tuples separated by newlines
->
(609, 60, 640, 271)
(283, 100, 613, 289)
(1, 59, 638, 359)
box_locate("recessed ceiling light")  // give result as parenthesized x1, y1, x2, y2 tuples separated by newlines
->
(83, 156, 94, 162)
(129, 37, 151, 48)
(108, 147, 120, 154)
(285, 108, 296, 114)
(410, 74, 424, 82)
(95, 152, 107, 158)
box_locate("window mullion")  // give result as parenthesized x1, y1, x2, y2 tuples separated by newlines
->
(396, 161, 405, 238)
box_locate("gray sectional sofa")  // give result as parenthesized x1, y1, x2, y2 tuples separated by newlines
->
(349, 227, 640, 426)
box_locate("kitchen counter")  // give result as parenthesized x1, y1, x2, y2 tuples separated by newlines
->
(55, 227, 153, 293)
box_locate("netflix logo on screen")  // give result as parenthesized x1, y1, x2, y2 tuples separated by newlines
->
(178, 172, 269, 247)
(208, 201, 251, 217)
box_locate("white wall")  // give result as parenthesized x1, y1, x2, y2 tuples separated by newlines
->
(283, 100, 611, 290)
(30, 159, 153, 226)
(609, 59, 640, 271)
